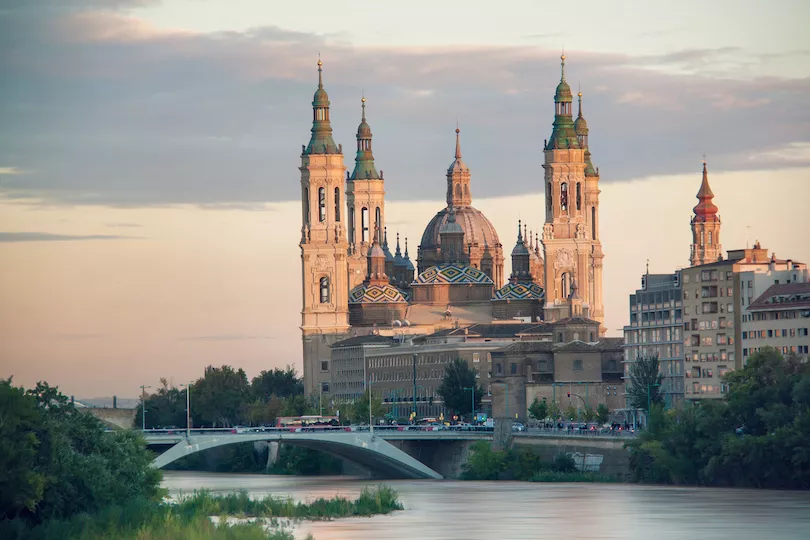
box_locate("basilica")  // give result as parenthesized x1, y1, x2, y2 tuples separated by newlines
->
(299, 56, 606, 398)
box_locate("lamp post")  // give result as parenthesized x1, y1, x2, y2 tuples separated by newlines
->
(412, 353, 418, 422)
(647, 382, 661, 430)
(463, 386, 475, 423)
(368, 377, 374, 436)
(179, 383, 191, 440)
(140, 384, 151, 431)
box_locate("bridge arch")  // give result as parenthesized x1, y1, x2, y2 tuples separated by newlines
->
(148, 432, 443, 480)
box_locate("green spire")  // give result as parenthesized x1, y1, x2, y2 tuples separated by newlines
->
(304, 57, 340, 155)
(546, 53, 581, 151)
(351, 95, 380, 180)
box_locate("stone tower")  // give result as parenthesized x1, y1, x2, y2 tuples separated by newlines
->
(346, 97, 386, 252)
(541, 55, 605, 329)
(299, 59, 351, 396)
(690, 161, 722, 266)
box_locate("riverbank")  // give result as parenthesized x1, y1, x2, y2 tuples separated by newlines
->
(0, 486, 403, 540)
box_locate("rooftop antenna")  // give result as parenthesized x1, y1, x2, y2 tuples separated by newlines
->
(746, 225, 752, 249)
(646, 258, 650, 275)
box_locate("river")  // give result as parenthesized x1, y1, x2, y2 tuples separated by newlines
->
(162, 471, 810, 540)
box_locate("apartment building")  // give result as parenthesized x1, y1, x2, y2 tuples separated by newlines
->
(743, 282, 810, 362)
(623, 271, 684, 407)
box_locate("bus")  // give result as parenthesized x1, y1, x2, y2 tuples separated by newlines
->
(276, 415, 340, 430)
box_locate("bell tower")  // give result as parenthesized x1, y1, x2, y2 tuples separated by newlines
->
(299, 58, 350, 396)
(541, 55, 604, 329)
(690, 160, 722, 266)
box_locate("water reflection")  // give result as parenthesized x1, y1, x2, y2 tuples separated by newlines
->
(162, 472, 810, 540)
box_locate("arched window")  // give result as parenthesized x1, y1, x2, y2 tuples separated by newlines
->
(573, 359, 583, 372)
(547, 183, 552, 211)
(334, 188, 340, 222)
(303, 187, 310, 224)
(318, 187, 326, 222)
(348, 207, 355, 242)
(319, 277, 330, 303)
(576, 183, 581, 210)
(708, 231, 713, 246)
(375, 207, 381, 240)
(560, 183, 568, 212)
(361, 207, 369, 243)
(561, 272, 571, 299)
(455, 184, 462, 198)
(700, 230, 705, 246)
(591, 207, 596, 239)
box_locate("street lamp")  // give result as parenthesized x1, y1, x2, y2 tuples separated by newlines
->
(368, 378, 374, 437)
(647, 382, 661, 430)
(179, 383, 191, 440)
(140, 385, 151, 430)
(463, 386, 475, 422)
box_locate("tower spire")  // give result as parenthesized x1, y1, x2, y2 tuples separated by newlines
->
(446, 125, 472, 207)
(305, 57, 338, 155)
(560, 51, 566, 82)
(690, 159, 722, 267)
(517, 219, 523, 241)
(455, 125, 462, 160)
(351, 95, 379, 179)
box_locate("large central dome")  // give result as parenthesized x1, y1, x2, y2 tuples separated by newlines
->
(420, 206, 500, 249)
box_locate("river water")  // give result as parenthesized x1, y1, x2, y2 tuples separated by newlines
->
(162, 471, 810, 540)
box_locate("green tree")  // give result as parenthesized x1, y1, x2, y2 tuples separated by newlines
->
(564, 404, 577, 421)
(627, 355, 664, 411)
(627, 348, 810, 489)
(547, 401, 560, 421)
(436, 358, 483, 416)
(251, 366, 303, 401)
(597, 403, 610, 424)
(133, 378, 187, 429)
(350, 389, 385, 425)
(528, 397, 548, 422)
(280, 394, 314, 417)
(193, 365, 250, 427)
(1, 380, 162, 524)
(0, 378, 45, 519)
(246, 395, 283, 426)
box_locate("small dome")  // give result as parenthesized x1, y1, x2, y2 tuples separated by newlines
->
(404, 257, 415, 271)
(574, 115, 588, 135)
(349, 283, 408, 304)
(493, 282, 545, 301)
(414, 263, 494, 285)
(313, 87, 329, 106)
(555, 80, 572, 102)
(357, 120, 372, 138)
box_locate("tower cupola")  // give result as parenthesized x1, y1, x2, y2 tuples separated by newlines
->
(351, 96, 380, 180)
(446, 126, 473, 207)
(305, 58, 339, 155)
(546, 54, 581, 151)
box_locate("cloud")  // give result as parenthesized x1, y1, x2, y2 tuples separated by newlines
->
(0, 167, 26, 175)
(0, 4, 807, 207)
(0, 232, 142, 242)
(105, 222, 142, 228)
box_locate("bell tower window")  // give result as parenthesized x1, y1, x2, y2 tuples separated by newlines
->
(576, 183, 581, 210)
(318, 187, 326, 222)
(546, 183, 552, 212)
(361, 207, 369, 243)
(304, 187, 310, 224)
(700, 230, 704, 246)
(375, 207, 381, 240)
(319, 277, 330, 303)
(708, 231, 713, 246)
(348, 207, 355, 242)
(334, 188, 340, 222)
(560, 183, 568, 212)
(591, 207, 596, 239)
(562, 272, 571, 299)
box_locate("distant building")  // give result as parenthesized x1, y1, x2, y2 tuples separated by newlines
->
(744, 282, 810, 362)
(623, 270, 684, 407)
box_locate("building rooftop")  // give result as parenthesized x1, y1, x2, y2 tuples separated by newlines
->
(426, 322, 550, 339)
(747, 282, 810, 311)
(330, 335, 397, 348)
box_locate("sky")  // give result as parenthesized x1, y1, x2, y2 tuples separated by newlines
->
(1, 0, 809, 398)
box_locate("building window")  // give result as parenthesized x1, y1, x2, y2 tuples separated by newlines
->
(334, 188, 340, 222)
(576, 182, 581, 210)
(319, 277, 330, 303)
(375, 207, 381, 239)
(320, 361, 329, 372)
(473, 353, 480, 363)
(348, 207, 355, 242)
(560, 182, 568, 212)
(317, 187, 326, 222)
(510, 363, 518, 375)
(708, 231, 713, 246)
(361, 207, 369, 243)
(700, 230, 704, 246)
(591, 206, 597, 239)
(547, 182, 552, 211)
(496, 363, 503, 374)
(573, 359, 583, 371)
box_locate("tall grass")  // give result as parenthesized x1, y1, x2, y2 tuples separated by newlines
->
(0, 486, 401, 540)
(175, 485, 403, 520)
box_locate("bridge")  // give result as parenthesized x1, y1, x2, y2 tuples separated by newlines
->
(142, 427, 632, 479)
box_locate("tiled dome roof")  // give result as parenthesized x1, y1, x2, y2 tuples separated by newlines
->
(493, 282, 545, 301)
(414, 263, 494, 285)
(420, 206, 500, 250)
(349, 283, 409, 304)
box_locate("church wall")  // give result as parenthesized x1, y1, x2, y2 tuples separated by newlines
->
(492, 300, 543, 321)
(349, 303, 407, 326)
(302, 332, 350, 397)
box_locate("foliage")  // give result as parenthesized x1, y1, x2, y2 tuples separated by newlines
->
(626, 355, 664, 411)
(627, 348, 810, 489)
(133, 378, 188, 429)
(348, 389, 385, 425)
(267, 446, 342, 476)
(192, 366, 251, 428)
(246, 396, 284, 426)
(597, 403, 610, 424)
(564, 404, 578, 421)
(0, 484, 403, 540)
(251, 366, 304, 401)
(0, 379, 163, 524)
(436, 358, 484, 416)
(279, 394, 314, 417)
(460, 441, 613, 482)
(546, 401, 560, 421)
(528, 397, 548, 421)
(174, 485, 402, 519)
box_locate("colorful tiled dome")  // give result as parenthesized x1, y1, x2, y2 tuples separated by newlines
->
(349, 283, 409, 304)
(493, 282, 545, 301)
(414, 263, 494, 285)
